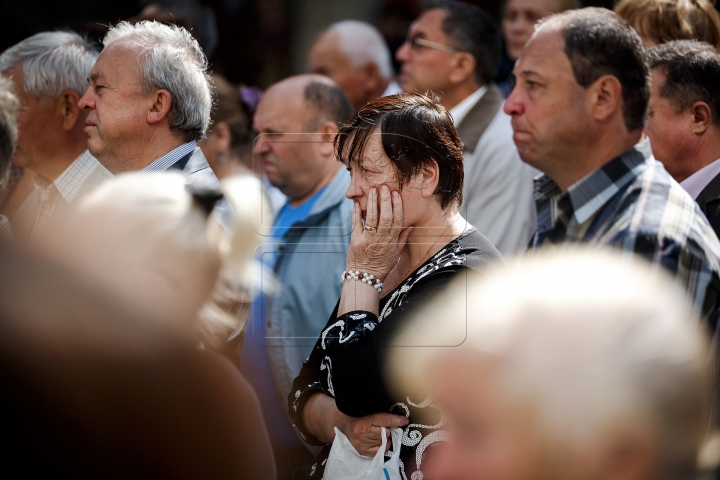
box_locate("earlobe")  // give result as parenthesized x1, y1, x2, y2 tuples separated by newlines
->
(61, 90, 81, 131)
(591, 75, 622, 123)
(448, 53, 476, 85)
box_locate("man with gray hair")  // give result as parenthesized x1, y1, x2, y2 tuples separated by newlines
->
(79, 21, 218, 190)
(308, 20, 401, 111)
(0, 31, 111, 243)
(390, 250, 712, 480)
(0, 77, 20, 243)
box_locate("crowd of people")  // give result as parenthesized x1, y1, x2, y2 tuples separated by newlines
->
(2, 0, 720, 478)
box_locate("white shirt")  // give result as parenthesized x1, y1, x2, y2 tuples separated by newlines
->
(680, 158, 720, 200)
(381, 80, 403, 98)
(451, 87, 537, 257)
(449, 85, 488, 126)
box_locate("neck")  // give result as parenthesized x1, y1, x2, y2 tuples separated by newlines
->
(402, 207, 465, 267)
(553, 128, 641, 192)
(439, 80, 482, 111)
(368, 78, 391, 106)
(106, 130, 187, 174)
(677, 132, 720, 183)
(289, 161, 340, 208)
(34, 136, 87, 182)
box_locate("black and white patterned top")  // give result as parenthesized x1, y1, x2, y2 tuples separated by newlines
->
(288, 228, 505, 480)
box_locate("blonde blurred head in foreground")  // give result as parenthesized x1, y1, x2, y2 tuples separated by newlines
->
(46, 172, 263, 351)
(390, 250, 712, 480)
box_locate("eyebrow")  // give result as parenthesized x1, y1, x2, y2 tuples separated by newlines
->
(88, 72, 105, 83)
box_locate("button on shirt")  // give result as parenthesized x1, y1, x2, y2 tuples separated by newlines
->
(530, 147, 720, 318)
(30, 150, 97, 241)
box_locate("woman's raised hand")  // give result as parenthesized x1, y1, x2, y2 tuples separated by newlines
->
(347, 185, 413, 281)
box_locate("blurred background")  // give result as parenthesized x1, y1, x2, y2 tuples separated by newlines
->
(0, 0, 615, 90)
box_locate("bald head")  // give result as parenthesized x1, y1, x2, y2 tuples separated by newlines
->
(309, 21, 394, 110)
(252, 74, 351, 205)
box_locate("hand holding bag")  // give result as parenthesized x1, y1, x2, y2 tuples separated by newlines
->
(323, 426, 403, 480)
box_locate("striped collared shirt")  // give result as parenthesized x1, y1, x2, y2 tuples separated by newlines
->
(139, 141, 197, 173)
(30, 150, 97, 240)
(530, 147, 720, 319)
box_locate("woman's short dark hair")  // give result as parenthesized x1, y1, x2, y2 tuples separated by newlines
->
(335, 93, 464, 209)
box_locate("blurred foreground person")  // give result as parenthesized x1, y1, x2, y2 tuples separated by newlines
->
(290, 93, 505, 479)
(309, 20, 402, 111)
(0, 77, 19, 243)
(389, 250, 712, 480)
(396, 0, 536, 256)
(0, 247, 275, 479)
(614, 0, 720, 49)
(498, 0, 579, 96)
(48, 172, 263, 354)
(0, 32, 111, 244)
(243, 74, 353, 478)
(198, 75, 285, 216)
(645, 41, 720, 238)
(505, 8, 720, 323)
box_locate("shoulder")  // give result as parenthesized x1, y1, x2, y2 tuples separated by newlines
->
(617, 160, 720, 268)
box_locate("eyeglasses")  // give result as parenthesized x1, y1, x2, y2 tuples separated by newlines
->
(404, 35, 460, 53)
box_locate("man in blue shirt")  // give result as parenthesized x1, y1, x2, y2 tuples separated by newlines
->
(241, 74, 353, 478)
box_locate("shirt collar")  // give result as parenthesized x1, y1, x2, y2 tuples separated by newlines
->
(33, 150, 97, 204)
(139, 141, 197, 173)
(680, 157, 720, 200)
(449, 85, 488, 126)
(535, 147, 646, 225)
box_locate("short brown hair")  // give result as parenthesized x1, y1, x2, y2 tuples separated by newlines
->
(614, 0, 720, 47)
(335, 93, 464, 209)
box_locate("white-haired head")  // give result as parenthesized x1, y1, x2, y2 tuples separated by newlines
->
(390, 249, 710, 480)
(325, 20, 393, 79)
(0, 31, 98, 98)
(52, 172, 263, 350)
(103, 21, 212, 142)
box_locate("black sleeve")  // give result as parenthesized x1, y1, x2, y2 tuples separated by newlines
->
(326, 269, 464, 418)
(288, 301, 339, 446)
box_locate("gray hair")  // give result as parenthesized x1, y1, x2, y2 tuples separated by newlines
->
(390, 249, 710, 480)
(103, 21, 213, 142)
(0, 31, 98, 98)
(325, 20, 394, 80)
(0, 77, 19, 187)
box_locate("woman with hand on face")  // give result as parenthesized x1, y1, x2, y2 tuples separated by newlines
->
(498, 0, 579, 96)
(288, 93, 505, 479)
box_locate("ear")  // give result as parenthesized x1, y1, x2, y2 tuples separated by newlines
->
(361, 62, 381, 92)
(59, 90, 82, 131)
(315, 120, 339, 157)
(588, 75, 623, 125)
(418, 159, 441, 199)
(447, 52, 477, 85)
(146, 89, 173, 125)
(690, 101, 712, 136)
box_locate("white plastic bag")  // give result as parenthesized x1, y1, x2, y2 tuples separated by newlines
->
(322, 426, 403, 480)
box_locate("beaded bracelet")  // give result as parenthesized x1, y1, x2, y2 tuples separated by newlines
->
(341, 270, 383, 293)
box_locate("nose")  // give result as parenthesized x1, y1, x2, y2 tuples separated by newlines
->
(252, 134, 269, 157)
(78, 87, 94, 110)
(503, 85, 523, 117)
(396, 40, 411, 64)
(345, 175, 362, 200)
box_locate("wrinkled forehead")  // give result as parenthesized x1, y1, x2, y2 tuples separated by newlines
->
(91, 39, 145, 78)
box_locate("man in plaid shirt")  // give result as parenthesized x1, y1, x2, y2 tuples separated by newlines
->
(505, 8, 720, 325)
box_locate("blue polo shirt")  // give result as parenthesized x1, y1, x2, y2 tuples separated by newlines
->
(241, 186, 327, 451)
